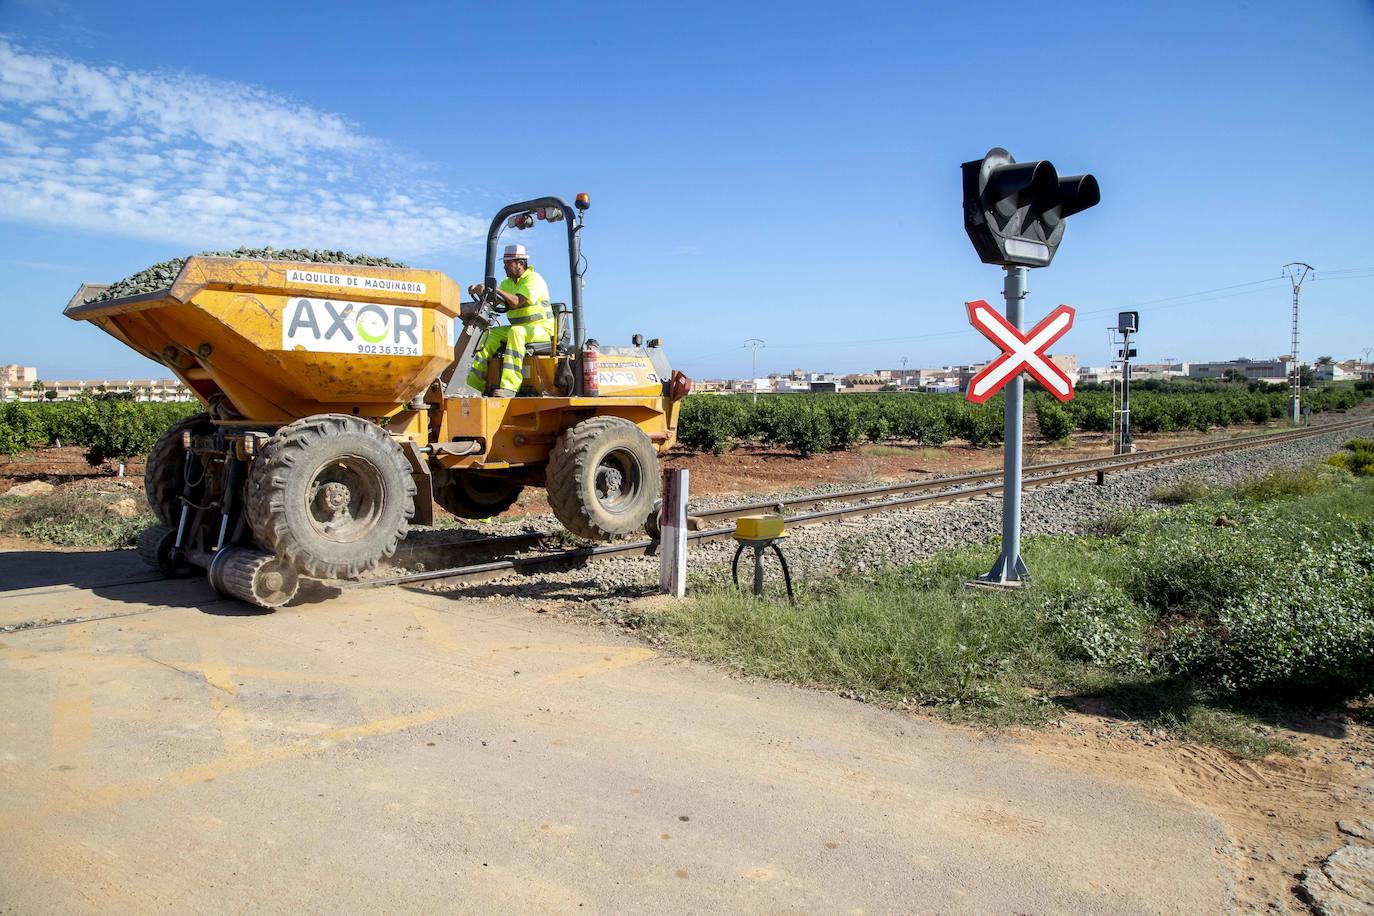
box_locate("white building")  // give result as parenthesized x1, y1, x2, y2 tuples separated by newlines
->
(1, 364, 38, 387)
(1, 377, 191, 402)
(1078, 366, 1122, 385)
(1188, 358, 1287, 383)
(1129, 361, 1190, 381)
(1312, 363, 1353, 382)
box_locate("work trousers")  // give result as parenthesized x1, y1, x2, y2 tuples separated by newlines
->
(466, 321, 555, 393)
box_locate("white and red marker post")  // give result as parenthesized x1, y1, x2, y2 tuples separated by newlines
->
(965, 267, 1076, 584)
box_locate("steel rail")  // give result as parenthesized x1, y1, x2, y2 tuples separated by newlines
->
(684, 416, 1371, 526)
(359, 415, 1372, 590)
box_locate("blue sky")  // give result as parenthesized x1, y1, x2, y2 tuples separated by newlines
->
(1, 0, 1372, 381)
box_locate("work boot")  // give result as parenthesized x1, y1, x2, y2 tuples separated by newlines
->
(493, 388, 517, 398)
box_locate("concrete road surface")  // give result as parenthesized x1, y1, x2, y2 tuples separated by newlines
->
(0, 548, 1233, 913)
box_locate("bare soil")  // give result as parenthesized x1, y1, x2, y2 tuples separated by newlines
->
(0, 422, 1282, 504)
(1016, 708, 1374, 913)
(0, 446, 146, 495)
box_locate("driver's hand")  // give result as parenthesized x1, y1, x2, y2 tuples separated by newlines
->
(468, 283, 486, 299)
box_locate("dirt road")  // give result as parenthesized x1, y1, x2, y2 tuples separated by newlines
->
(0, 548, 1231, 913)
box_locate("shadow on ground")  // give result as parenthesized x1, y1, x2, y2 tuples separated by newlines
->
(405, 577, 652, 604)
(0, 549, 340, 616)
(1056, 676, 1352, 741)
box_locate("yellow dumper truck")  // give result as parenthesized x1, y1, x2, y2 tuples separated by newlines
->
(65, 195, 690, 608)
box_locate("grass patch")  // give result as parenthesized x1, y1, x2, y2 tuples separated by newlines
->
(0, 489, 152, 547)
(671, 547, 1072, 726)
(642, 465, 1374, 756)
(1327, 438, 1374, 476)
(857, 443, 914, 458)
(1232, 464, 1329, 501)
(1149, 478, 1214, 504)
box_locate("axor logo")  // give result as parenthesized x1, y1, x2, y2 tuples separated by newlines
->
(283, 297, 424, 356)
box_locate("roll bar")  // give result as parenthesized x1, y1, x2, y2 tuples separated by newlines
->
(484, 196, 587, 395)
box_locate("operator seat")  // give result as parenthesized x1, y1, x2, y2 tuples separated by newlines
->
(523, 302, 572, 357)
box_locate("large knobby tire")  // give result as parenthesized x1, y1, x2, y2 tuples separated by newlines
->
(547, 417, 660, 540)
(244, 415, 416, 579)
(433, 471, 524, 519)
(144, 412, 213, 526)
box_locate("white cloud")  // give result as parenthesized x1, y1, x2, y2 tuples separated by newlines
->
(0, 38, 484, 258)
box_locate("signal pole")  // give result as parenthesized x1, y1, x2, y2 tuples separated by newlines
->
(1113, 311, 1138, 454)
(1282, 263, 1313, 424)
(982, 266, 1030, 584)
(745, 338, 765, 404)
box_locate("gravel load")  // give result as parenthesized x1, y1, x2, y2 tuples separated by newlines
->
(415, 421, 1373, 610)
(89, 248, 409, 302)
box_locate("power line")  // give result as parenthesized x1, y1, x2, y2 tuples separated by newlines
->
(676, 271, 1343, 365)
(758, 274, 1290, 353)
(675, 344, 746, 363)
(1312, 265, 1374, 275)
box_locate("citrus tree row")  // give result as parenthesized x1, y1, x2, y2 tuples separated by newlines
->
(678, 394, 1006, 456)
(2, 384, 1366, 465)
(680, 386, 1368, 456)
(0, 400, 200, 471)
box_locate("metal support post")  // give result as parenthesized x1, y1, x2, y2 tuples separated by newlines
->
(980, 266, 1030, 584)
(745, 338, 765, 404)
(1283, 263, 1312, 425)
(658, 468, 688, 598)
(1118, 328, 1133, 454)
(751, 544, 766, 596)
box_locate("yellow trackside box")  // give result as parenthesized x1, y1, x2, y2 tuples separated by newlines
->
(735, 514, 786, 542)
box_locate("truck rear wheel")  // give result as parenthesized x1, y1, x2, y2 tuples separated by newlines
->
(433, 471, 523, 519)
(245, 415, 415, 579)
(144, 412, 213, 526)
(547, 417, 659, 540)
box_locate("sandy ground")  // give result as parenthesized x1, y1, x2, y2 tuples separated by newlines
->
(0, 549, 1236, 914)
(2, 420, 1370, 912)
(1022, 713, 1374, 913)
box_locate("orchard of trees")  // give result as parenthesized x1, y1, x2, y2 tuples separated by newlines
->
(1, 380, 1368, 467)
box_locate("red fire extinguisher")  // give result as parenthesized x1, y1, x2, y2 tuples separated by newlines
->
(581, 343, 600, 397)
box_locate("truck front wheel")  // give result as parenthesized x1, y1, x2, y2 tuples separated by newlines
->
(245, 415, 415, 579)
(547, 417, 659, 541)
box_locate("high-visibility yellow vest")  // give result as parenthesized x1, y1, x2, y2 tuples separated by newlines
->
(499, 268, 553, 327)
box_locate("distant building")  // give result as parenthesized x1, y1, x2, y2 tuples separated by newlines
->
(1078, 366, 1122, 385)
(1, 377, 190, 402)
(1, 364, 38, 387)
(1312, 363, 1353, 382)
(1129, 361, 1190, 381)
(1047, 353, 1078, 378)
(1188, 358, 1287, 382)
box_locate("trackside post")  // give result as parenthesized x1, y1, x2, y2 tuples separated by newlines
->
(659, 468, 688, 598)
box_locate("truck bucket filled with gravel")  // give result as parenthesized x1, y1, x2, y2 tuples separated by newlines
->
(66, 251, 458, 421)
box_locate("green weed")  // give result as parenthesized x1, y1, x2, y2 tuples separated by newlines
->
(0, 489, 153, 547)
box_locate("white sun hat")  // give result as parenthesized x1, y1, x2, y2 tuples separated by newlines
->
(502, 244, 529, 260)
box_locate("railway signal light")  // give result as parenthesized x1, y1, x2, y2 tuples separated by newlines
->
(961, 148, 1100, 268)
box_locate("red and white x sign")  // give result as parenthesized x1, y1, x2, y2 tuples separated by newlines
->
(965, 300, 1076, 404)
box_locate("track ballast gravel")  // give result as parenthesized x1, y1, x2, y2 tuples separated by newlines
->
(90, 248, 408, 302)
(417, 422, 1372, 609)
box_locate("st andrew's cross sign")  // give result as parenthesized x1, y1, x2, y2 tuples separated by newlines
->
(965, 300, 1076, 404)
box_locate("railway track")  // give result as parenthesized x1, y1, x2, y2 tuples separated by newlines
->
(358, 414, 1374, 591)
(3, 416, 1366, 626)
